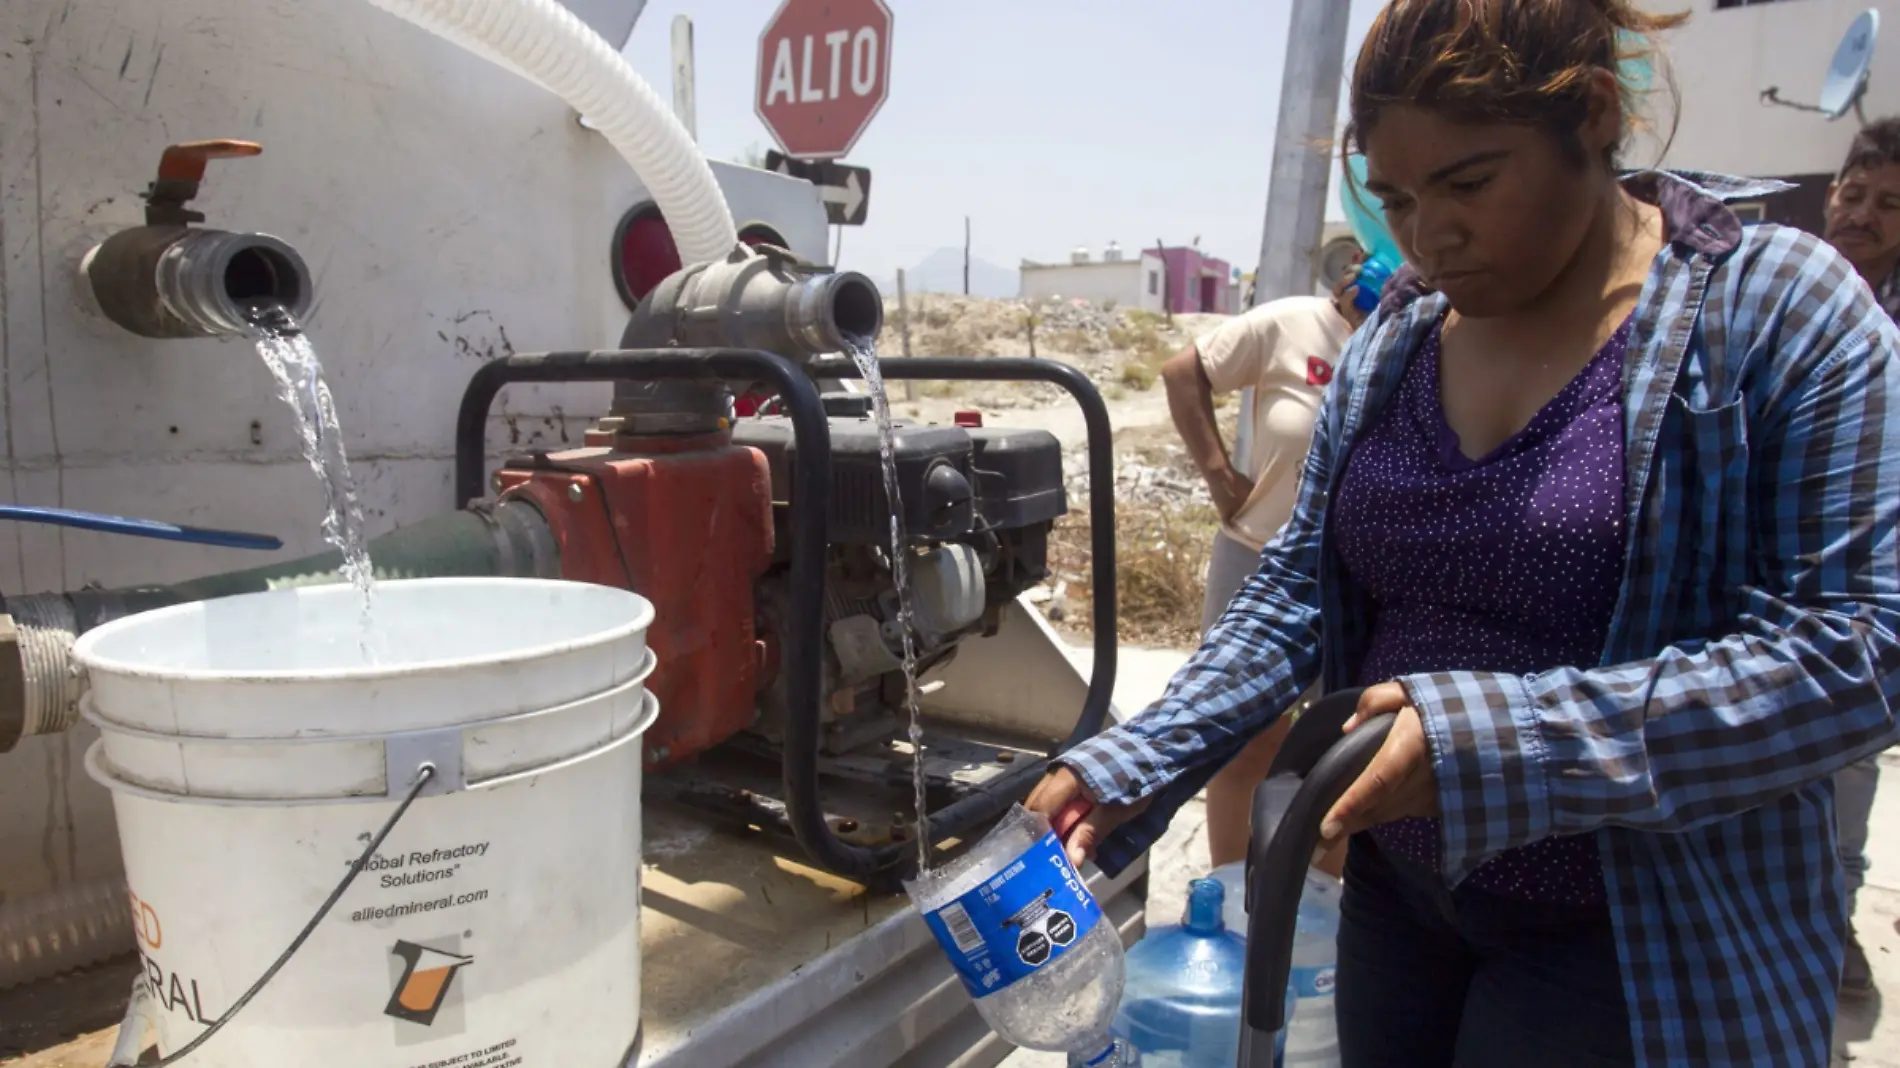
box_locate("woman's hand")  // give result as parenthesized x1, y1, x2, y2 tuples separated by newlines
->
(1025, 766, 1151, 868)
(1318, 681, 1440, 847)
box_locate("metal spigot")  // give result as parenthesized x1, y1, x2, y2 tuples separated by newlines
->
(83, 139, 314, 339)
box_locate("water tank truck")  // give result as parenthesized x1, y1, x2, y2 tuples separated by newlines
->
(0, 1, 1145, 1064)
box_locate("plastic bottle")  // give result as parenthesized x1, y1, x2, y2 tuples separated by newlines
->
(905, 804, 1130, 1063)
(1339, 152, 1406, 315)
(1098, 877, 1288, 1068)
(1208, 861, 1341, 1068)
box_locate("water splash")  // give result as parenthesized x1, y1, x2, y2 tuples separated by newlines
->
(247, 305, 378, 662)
(843, 341, 930, 871)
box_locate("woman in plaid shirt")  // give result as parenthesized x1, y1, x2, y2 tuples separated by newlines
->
(1027, 1, 1900, 1065)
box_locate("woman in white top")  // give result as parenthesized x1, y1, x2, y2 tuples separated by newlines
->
(1160, 262, 1368, 867)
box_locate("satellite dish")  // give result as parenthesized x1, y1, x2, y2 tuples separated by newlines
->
(1761, 9, 1880, 123)
(1821, 9, 1880, 120)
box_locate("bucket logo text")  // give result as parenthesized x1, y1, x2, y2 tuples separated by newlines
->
(385, 940, 474, 1027)
(129, 891, 162, 951)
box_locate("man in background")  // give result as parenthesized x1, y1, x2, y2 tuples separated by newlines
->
(1160, 258, 1367, 869)
(1820, 115, 1900, 1000)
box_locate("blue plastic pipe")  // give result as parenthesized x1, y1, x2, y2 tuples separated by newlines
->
(0, 505, 283, 551)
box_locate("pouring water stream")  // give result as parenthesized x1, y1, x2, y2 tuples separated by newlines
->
(247, 305, 379, 662)
(843, 341, 932, 871)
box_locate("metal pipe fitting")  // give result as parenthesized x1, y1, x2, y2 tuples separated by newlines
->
(83, 226, 313, 339)
(0, 597, 87, 751)
(619, 243, 884, 360)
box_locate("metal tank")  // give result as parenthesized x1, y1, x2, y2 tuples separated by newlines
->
(0, 0, 828, 989)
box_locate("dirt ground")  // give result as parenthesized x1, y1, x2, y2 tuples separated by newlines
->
(0, 956, 147, 1065)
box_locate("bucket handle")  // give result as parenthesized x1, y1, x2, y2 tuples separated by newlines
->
(110, 762, 439, 1066)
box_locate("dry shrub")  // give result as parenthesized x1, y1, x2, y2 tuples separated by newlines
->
(1049, 494, 1218, 647)
(1118, 359, 1159, 390)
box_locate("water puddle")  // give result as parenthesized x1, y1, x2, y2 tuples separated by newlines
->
(843, 341, 930, 871)
(247, 305, 378, 662)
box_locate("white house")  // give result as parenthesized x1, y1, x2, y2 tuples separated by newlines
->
(1652, 0, 1899, 231)
(1019, 243, 1167, 312)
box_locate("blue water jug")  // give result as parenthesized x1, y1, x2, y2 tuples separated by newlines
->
(1109, 878, 1289, 1067)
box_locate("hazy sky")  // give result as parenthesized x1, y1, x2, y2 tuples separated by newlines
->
(621, 0, 1388, 282)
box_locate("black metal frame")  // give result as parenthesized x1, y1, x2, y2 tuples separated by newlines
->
(455, 351, 1118, 881)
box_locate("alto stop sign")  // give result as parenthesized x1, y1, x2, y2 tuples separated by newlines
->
(755, 0, 894, 160)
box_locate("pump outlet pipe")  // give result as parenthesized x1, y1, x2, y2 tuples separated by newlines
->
(361, 0, 739, 266)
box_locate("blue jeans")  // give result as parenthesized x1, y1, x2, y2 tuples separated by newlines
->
(1837, 752, 1882, 917)
(1334, 835, 1634, 1067)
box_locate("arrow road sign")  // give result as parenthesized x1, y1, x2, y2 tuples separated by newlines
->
(766, 150, 872, 227)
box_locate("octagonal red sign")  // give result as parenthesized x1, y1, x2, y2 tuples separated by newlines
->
(755, 0, 894, 161)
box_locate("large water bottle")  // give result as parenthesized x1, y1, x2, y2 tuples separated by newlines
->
(905, 804, 1131, 1064)
(1210, 862, 1341, 1067)
(1104, 877, 1288, 1068)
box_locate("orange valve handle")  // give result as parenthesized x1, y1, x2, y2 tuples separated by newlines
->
(156, 140, 263, 183)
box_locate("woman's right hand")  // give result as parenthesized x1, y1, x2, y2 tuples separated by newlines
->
(1025, 766, 1151, 868)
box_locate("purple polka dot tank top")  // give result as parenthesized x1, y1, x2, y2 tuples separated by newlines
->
(1331, 314, 1632, 905)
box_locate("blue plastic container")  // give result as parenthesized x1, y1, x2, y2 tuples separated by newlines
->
(1109, 878, 1289, 1067)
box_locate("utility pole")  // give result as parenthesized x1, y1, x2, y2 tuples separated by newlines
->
(1155, 240, 1171, 326)
(670, 15, 697, 141)
(1252, 0, 1350, 308)
(1234, 0, 1352, 486)
(896, 269, 916, 402)
(963, 217, 972, 296)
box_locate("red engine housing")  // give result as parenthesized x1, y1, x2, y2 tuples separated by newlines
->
(497, 430, 774, 770)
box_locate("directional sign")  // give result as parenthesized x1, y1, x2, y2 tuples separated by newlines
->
(755, 0, 894, 161)
(765, 151, 872, 226)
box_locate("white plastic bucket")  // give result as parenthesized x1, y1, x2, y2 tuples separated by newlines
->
(74, 578, 658, 1068)
(81, 577, 655, 738)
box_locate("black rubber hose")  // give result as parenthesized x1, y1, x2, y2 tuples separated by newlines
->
(1240, 688, 1390, 1041)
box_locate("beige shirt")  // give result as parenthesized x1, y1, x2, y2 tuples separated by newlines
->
(1195, 296, 1351, 552)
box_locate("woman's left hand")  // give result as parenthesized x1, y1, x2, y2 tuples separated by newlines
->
(1318, 681, 1441, 846)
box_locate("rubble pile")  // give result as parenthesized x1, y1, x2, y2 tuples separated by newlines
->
(1047, 434, 1220, 647)
(1060, 443, 1210, 510)
(877, 294, 1227, 398)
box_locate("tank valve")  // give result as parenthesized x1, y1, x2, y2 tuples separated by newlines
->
(82, 140, 314, 339)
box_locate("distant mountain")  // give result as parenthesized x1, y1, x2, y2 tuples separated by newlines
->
(879, 248, 1019, 300)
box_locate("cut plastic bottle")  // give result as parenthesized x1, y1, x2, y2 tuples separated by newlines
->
(905, 804, 1127, 1061)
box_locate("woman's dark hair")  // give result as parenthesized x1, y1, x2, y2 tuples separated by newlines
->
(1841, 117, 1900, 177)
(1346, 0, 1687, 169)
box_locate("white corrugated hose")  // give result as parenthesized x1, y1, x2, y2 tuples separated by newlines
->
(359, 0, 739, 266)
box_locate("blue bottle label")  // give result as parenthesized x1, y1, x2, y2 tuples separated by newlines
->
(921, 831, 1103, 998)
(1290, 964, 1336, 999)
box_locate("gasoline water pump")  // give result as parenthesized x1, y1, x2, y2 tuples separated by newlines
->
(456, 241, 1120, 881)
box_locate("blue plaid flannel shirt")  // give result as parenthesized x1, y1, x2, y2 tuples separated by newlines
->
(1061, 171, 1900, 1067)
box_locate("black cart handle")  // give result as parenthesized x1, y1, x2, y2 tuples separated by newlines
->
(1238, 686, 1393, 1055)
